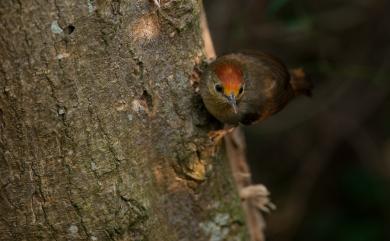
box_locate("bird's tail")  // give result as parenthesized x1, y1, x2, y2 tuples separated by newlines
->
(289, 68, 313, 97)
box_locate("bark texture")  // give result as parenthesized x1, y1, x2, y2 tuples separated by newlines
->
(0, 1, 248, 240)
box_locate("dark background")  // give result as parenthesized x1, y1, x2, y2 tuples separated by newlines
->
(204, 0, 390, 241)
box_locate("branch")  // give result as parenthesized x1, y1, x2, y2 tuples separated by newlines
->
(200, 3, 268, 241)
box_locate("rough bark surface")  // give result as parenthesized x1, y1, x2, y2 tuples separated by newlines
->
(0, 1, 248, 240)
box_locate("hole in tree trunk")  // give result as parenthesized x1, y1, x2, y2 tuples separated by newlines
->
(64, 24, 75, 34)
(141, 90, 153, 110)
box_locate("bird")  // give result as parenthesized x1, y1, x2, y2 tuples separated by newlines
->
(200, 52, 312, 127)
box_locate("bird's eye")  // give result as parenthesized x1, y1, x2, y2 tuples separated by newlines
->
(215, 84, 223, 93)
(238, 86, 244, 95)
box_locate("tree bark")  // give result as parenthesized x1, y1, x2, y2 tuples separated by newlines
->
(0, 1, 248, 240)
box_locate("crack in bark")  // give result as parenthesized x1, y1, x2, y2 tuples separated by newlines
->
(0, 217, 16, 240)
(85, 98, 138, 239)
(70, 202, 91, 239)
(53, 0, 62, 21)
(30, 163, 59, 241)
(29, 195, 37, 224)
(88, 101, 123, 165)
(63, 163, 91, 240)
(43, 73, 60, 104)
(104, 229, 116, 241)
(118, 195, 148, 230)
(16, 0, 34, 71)
(0, 182, 17, 210)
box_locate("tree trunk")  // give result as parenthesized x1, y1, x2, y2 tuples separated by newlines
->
(0, 1, 248, 240)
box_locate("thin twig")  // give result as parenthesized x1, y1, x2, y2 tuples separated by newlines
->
(225, 129, 267, 241)
(200, 2, 267, 240)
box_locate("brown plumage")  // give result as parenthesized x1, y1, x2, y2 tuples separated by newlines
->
(200, 52, 312, 125)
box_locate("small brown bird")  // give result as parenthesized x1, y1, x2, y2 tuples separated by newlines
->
(200, 52, 312, 126)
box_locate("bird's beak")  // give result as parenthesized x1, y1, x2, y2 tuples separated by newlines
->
(227, 94, 238, 113)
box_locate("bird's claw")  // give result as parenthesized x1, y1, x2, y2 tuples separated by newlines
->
(208, 127, 235, 143)
(240, 184, 276, 213)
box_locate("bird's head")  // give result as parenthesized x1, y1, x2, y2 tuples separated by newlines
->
(206, 61, 245, 113)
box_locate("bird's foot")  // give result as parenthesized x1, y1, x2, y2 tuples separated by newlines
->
(208, 127, 235, 143)
(240, 184, 276, 212)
